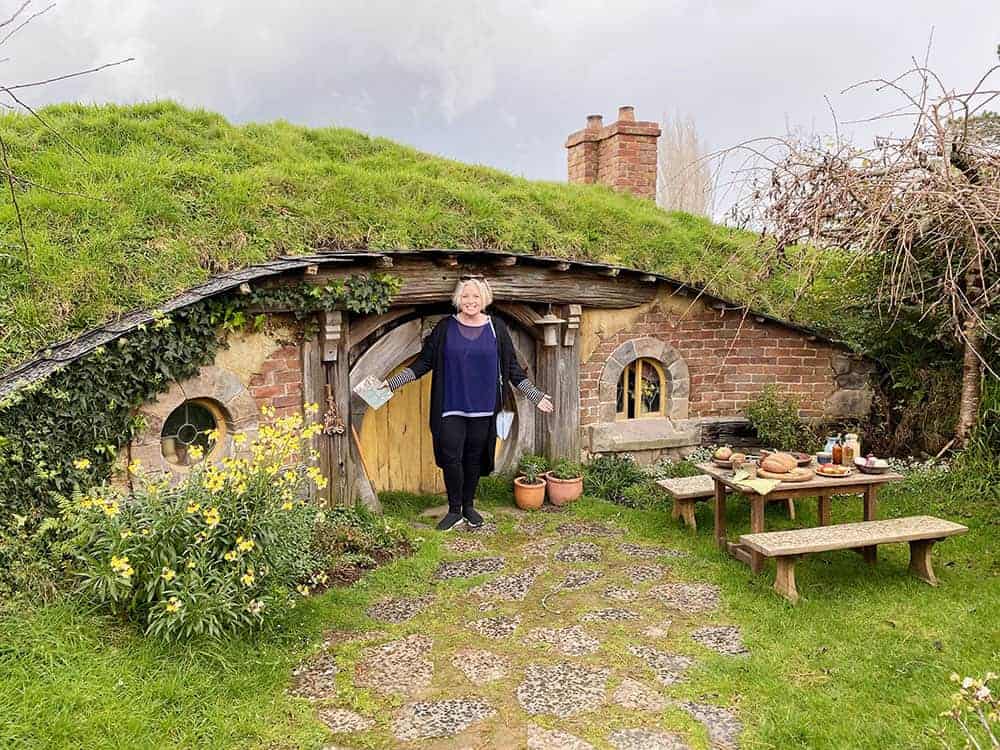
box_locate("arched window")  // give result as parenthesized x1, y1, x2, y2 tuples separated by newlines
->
(616, 357, 666, 419)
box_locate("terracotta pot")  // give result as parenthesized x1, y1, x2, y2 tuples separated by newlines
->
(513, 476, 546, 510)
(544, 473, 583, 506)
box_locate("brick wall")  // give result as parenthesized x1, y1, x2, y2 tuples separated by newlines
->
(248, 343, 304, 417)
(580, 306, 842, 430)
(565, 106, 661, 200)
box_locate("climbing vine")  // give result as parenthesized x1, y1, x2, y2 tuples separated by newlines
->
(0, 273, 400, 519)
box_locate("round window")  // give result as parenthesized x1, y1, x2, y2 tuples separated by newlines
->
(160, 399, 226, 467)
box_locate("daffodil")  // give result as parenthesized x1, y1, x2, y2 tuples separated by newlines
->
(73, 457, 91, 470)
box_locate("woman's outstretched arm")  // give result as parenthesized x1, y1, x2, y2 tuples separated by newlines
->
(499, 323, 553, 412)
(383, 322, 439, 391)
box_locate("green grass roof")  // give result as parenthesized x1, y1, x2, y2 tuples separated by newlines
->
(0, 101, 847, 371)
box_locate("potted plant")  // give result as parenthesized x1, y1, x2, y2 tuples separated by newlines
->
(544, 459, 584, 506)
(514, 454, 548, 510)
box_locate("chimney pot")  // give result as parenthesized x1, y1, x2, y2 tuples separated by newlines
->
(617, 105, 635, 122)
(586, 114, 603, 130)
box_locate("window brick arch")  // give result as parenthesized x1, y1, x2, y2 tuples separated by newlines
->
(597, 338, 689, 423)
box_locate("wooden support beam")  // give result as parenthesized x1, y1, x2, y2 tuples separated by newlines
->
(301, 330, 329, 504)
(492, 302, 544, 339)
(328, 315, 355, 506)
(563, 304, 581, 347)
(348, 307, 417, 350)
(321, 311, 343, 362)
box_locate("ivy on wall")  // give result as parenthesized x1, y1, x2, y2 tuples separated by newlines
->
(0, 273, 400, 519)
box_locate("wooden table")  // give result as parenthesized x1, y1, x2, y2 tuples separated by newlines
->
(696, 462, 904, 574)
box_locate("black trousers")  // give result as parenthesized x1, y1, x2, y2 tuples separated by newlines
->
(439, 415, 492, 513)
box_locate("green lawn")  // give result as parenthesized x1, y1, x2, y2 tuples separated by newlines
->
(1, 469, 996, 749)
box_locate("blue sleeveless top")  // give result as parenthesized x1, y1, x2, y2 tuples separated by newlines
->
(441, 316, 498, 418)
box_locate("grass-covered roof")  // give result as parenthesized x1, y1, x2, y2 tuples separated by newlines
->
(0, 101, 846, 372)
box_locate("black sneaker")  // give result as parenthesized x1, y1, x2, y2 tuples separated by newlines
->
(436, 512, 466, 532)
(462, 506, 484, 528)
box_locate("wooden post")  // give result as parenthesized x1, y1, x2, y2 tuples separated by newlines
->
(713, 479, 727, 551)
(862, 485, 878, 564)
(749, 498, 765, 574)
(908, 539, 939, 585)
(301, 331, 329, 505)
(535, 341, 559, 458)
(774, 556, 800, 604)
(326, 313, 354, 506)
(817, 493, 831, 526)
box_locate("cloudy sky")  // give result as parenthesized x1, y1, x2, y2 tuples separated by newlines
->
(6, 0, 1000, 213)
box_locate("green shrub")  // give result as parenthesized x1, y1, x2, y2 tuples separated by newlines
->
(644, 457, 703, 479)
(310, 505, 409, 571)
(0, 513, 63, 603)
(745, 384, 820, 452)
(548, 459, 584, 480)
(618, 481, 664, 509)
(475, 474, 515, 506)
(583, 454, 647, 504)
(60, 408, 326, 641)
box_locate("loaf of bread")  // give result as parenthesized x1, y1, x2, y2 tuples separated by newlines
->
(761, 456, 790, 474)
(773, 452, 798, 471)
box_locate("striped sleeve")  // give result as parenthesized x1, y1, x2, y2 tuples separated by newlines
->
(516, 379, 548, 405)
(386, 368, 416, 391)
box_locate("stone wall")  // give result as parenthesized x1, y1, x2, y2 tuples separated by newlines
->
(578, 291, 872, 458)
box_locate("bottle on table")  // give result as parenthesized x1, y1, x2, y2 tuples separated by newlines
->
(832, 434, 843, 466)
(843, 433, 860, 467)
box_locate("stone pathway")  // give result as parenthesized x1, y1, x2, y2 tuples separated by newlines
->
(289, 508, 747, 748)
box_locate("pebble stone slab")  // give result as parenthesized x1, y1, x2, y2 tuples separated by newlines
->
(559, 569, 603, 589)
(433, 557, 505, 581)
(690, 625, 749, 656)
(641, 620, 673, 639)
(451, 647, 511, 684)
(555, 541, 603, 563)
(556, 521, 623, 537)
(522, 537, 560, 557)
(678, 701, 743, 749)
(619, 542, 688, 559)
(471, 565, 546, 601)
(625, 564, 665, 584)
(604, 585, 641, 603)
(607, 728, 691, 750)
(470, 613, 521, 639)
(354, 634, 434, 697)
(392, 698, 495, 741)
(317, 707, 375, 734)
(613, 677, 669, 712)
(628, 645, 695, 685)
(649, 583, 721, 613)
(365, 594, 434, 624)
(527, 723, 596, 750)
(517, 662, 611, 718)
(581, 607, 640, 622)
(446, 537, 488, 553)
(525, 625, 601, 656)
(289, 652, 339, 701)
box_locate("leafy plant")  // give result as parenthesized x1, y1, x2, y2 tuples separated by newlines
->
(309, 505, 409, 572)
(517, 454, 548, 485)
(0, 512, 63, 603)
(547, 459, 583, 480)
(60, 407, 327, 641)
(744, 384, 820, 452)
(937, 672, 999, 749)
(583, 453, 647, 504)
(618, 481, 663, 509)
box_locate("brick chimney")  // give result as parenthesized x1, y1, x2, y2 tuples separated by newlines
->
(565, 105, 661, 200)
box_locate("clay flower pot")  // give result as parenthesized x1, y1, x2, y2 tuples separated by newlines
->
(513, 476, 546, 510)
(544, 473, 583, 506)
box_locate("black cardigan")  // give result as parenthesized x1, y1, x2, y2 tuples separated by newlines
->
(404, 315, 533, 475)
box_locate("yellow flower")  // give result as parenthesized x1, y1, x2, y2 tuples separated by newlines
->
(73, 458, 91, 470)
(101, 499, 120, 518)
(141, 529, 151, 537)
(186, 502, 201, 514)
(281, 501, 294, 511)
(120, 529, 132, 540)
(236, 536, 254, 552)
(296, 584, 311, 596)
(304, 402, 320, 415)
(111, 555, 134, 580)
(206, 428, 220, 443)
(203, 507, 220, 528)
(247, 599, 265, 615)
(224, 550, 239, 562)
(315, 476, 328, 490)
(78, 496, 95, 509)
(233, 432, 247, 446)
(240, 570, 255, 587)
(160, 567, 176, 582)
(165, 596, 183, 613)
(186, 560, 196, 569)
(127, 459, 142, 475)
(187, 444, 205, 462)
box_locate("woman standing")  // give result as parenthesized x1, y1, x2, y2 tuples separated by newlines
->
(383, 277, 554, 531)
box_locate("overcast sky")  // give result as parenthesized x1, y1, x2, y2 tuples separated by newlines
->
(6, 0, 1000, 216)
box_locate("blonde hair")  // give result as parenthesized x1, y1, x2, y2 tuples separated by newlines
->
(451, 277, 493, 310)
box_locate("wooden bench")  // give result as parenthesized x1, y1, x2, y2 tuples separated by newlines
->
(739, 515, 968, 604)
(657, 475, 795, 532)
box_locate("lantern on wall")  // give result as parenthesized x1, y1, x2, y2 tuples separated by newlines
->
(536, 311, 566, 347)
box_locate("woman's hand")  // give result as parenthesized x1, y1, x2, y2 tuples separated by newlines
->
(380, 380, 389, 390)
(537, 396, 554, 413)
